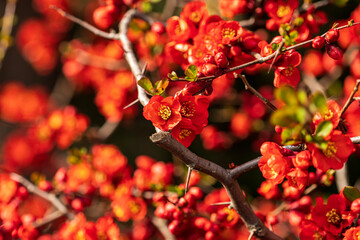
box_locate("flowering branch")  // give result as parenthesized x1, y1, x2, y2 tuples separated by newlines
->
(9, 172, 74, 226)
(150, 131, 282, 240)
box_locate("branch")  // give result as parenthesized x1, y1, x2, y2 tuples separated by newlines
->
(51, 6, 119, 40)
(340, 79, 360, 119)
(0, 0, 17, 69)
(238, 74, 277, 112)
(150, 131, 282, 240)
(118, 9, 155, 107)
(9, 172, 74, 226)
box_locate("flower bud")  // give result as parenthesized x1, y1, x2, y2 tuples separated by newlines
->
(201, 63, 221, 76)
(230, 46, 242, 57)
(203, 54, 215, 64)
(242, 37, 259, 51)
(351, 198, 360, 214)
(151, 21, 165, 35)
(214, 52, 229, 68)
(326, 44, 343, 60)
(325, 29, 340, 44)
(312, 36, 325, 49)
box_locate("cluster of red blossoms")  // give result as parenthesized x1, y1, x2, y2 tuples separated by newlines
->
(259, 98, 354, 196)
(299, 192, 360, 239)
(143, 88, 209, 147)
(16, 0, 71, 74)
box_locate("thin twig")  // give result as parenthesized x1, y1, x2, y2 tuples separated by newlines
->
(340, 79, 360, 119)
(184, 167, 192, 195)
(33, 210, 65, 228)
(51, 6, 119, 40)
(151, 216, 176, 240)
(97, 120, 120, 140)
(238, 74, 277, 112)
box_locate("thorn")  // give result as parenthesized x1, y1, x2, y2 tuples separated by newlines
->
(210, 201, 232, 206)
(141, 63, 148, 75)
(123, 99, 139, 109)
(185, 167, 192, 195)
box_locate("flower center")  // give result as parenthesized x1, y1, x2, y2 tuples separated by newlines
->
(179, 129, 192, 139)
(284, 66, 294, 77)
(181, 101, 195, 117)
(222, 28, 236, 39)
(129, 200, 140, 214)
(277, 5, 291, 18)
(190, 12, 201, 23)
(323, 110, 333, 120)
(323, 142, 337, 158)
(159, 105, 172, 120)
(312, 231, 323, 240)
(326, 208, 340, 224)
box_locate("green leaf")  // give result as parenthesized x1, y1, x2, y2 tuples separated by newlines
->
(289, 30, 298, 40)
(330, 0, 348, 7)
(138, 77, 155, 95)
(271, 106, 305, 127)
(348, 19, 354, 26)
(184, 65, 198, 81)
(154, 79, 169, 95)
(167, 71, 178, 80)
(343, 186, 360, 202)
(271, 43, 279, 51)
(315, 120, 333, 138)
(281, 125, 303, 145)
(275, 86, 298, 106)
(297, 90, 308, 105)
(310, 93, 328, 114)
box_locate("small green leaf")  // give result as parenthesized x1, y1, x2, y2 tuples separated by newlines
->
(330, 0, 348, 7)
(348, 19, 354, 26)
(271, 43, 279, 51)
(310, 93, 328, 114)
(138, 77, 155, 94)
(294, 17, 304, 26)
(154, 79, 169, 95)
(275, 86, 298, 106)
(167, 71, 178, 80)
(184, 65, 198, 81)
(281, 125, 303, 145)
(343, 186, 360, 202)
(315, 120, 333, 138)
(297, 90, 308, 105)
(289, 30, 298, 40)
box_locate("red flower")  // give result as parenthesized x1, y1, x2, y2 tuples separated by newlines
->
(258, 142, 292, 184)
(344, 226, 360, 240)
(257, 180, 281, 199)
(180, 1, 208, 26)
(264, 0, 298, 30)
(307, 130, 354, 171)
(274, 50, 302, 87)
(166, 16, 197, 42)
(214, 20, 243, 45)
(175, 92, 210, 132)
(171, 119, 198, 147)
(299, 220, 326, 240)
(143, 95, 182, 131)
(92, 144, 127, 178)
(313, 100, 341, 129)
(286, 167, 308, 191)
(219, 0, 248, 19)
(311, 194, 347, 236)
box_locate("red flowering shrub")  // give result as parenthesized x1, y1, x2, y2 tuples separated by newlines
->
(1, 0, 360, 240)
